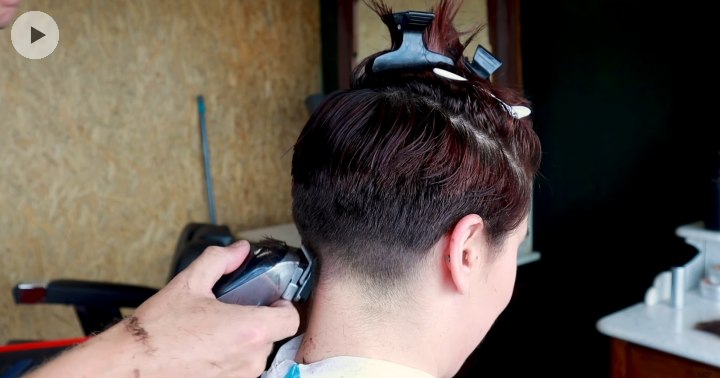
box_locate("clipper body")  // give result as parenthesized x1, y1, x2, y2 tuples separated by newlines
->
(212, 242, 314, 306)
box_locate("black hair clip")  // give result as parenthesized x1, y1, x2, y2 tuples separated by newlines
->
(465, 45, 502, 79)
(372, 11, 454, 73)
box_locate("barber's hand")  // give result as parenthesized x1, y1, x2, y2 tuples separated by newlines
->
(26, 240, 300, 378)
(129, 240, 301, 378)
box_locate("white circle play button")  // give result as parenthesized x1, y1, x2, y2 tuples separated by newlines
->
(11, 11, 59, 60)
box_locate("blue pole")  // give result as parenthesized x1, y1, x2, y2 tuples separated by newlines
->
(197, 95, 217, 224)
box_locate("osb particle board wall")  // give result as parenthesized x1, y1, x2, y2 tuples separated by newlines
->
(0, 0, 320, 342)
(356, 0, 490, 64)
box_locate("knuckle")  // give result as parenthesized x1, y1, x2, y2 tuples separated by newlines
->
(247, 326, 267, 345)
(203, 245, 225, 256)
(239, 323, 265, 346)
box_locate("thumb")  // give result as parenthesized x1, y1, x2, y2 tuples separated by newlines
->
(181, 240, 251, 293)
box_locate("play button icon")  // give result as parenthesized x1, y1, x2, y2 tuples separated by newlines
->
(31, 27, 45, 44)
(11, 11, 59, 60)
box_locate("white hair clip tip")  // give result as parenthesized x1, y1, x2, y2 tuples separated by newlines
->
(487, 91, 531, 120)
(510, 105, 531, 119)
(432, 68, 467, 82)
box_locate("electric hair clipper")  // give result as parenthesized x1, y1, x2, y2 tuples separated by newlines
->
(212, 239, 315, 306)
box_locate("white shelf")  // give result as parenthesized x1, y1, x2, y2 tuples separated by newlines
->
(517, 251, 541, 266)
(597, 290, 720, 368)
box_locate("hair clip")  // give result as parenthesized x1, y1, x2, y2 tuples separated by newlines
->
(372, 11, 455, 73)
(465, 45, 502, 79)
(433, 45, 501, 82)
(432, 68, 467, 81)
(486, 91, 531, 119)
(507, 104, 531, 119)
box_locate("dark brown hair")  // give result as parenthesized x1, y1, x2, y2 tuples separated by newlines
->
(291, 0, 541, 287)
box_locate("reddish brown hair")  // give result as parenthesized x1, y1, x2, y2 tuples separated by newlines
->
(292, 0, 541, 286)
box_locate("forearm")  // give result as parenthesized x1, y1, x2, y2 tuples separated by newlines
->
(21, 242, 300, 378)
(25, 318, 149, 378)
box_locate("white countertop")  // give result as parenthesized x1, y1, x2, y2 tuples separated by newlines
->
(596, 290, 720, 367)
(237, 223, 540, 266)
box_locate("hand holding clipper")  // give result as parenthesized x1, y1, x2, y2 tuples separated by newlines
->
(212, 239, 315, 306)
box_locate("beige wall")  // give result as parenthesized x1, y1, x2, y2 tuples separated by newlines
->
(355, 0, 490, 65)
(0, 0, 320, 343)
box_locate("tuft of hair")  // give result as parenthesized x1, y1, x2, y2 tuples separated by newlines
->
(291, 0, 541, 290)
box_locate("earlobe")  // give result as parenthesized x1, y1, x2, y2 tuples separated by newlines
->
(444, 214, 485, 295)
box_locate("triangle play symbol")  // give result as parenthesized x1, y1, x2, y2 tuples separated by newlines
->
(31, 27, 45, 44)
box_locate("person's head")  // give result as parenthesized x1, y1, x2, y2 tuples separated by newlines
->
(291, 0, 540, 372)
(0, 0, 20, 29)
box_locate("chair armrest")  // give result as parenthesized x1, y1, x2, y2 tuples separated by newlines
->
(13, 280, 159, 309)
(13, 280, 160, 335)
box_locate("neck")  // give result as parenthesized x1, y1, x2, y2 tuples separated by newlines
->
(295, 277, 444, 377)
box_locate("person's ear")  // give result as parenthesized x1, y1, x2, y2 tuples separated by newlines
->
(444, 214, 485, 295)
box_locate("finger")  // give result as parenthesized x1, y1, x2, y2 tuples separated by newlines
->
(270, 299, 294, 309)
(254, 301, 301, 342)
(182, 240, 251, 292)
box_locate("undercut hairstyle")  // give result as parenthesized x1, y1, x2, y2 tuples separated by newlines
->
(291, 0, 542, 288)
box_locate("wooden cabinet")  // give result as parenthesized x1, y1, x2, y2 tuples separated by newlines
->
(611, 338, 720, 378)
